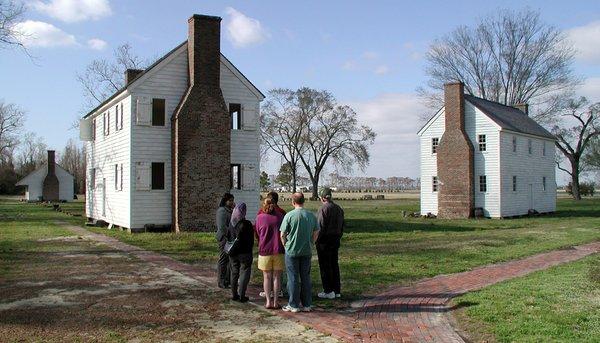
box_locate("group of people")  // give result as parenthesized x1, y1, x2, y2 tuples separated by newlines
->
(215, 189, 344, 312)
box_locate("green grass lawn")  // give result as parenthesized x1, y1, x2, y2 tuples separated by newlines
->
(452, 254, 600, 342)
(80, 197, 600, 304)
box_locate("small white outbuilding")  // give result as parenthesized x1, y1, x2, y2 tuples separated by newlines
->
(16, 150, 74, 202)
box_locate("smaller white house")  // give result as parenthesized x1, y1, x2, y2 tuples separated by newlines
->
(418, 82, 556, 218)
(16, 150, 74, 202)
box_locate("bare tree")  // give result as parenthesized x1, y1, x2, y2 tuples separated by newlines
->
(552, 97, 600, 200)
(0, 100, 25, 161)
(0, 0, 26, 52)
(420, 9, 578, 124)
(260, 88, 306, 192)
(583, 138, 600, 173)
(76, 43, 147, 111)
(15, 132, 46, 176)
(293, 88, 376, 199)
(59, 138, 86, 194)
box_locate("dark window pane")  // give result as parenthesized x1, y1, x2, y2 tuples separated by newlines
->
(151, 162, 165, 190)
(152, 98, 166, 126)
(230, 103, 241, 130)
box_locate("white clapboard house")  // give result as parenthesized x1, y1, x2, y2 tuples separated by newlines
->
(16, 150, 74, 202)
(418, 82, 556, 218)
(79, 15, 263, 231)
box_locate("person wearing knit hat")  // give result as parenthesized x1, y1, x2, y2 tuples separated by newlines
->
(316, 187, 344, 299)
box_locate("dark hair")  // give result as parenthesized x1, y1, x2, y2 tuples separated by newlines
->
(266, 191, 279, 204)
(219, 193, 234, 207)
(262, 197, 275, 214)
(292, 192, 305, 205)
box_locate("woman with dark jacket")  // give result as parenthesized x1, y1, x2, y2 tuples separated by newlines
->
(216, 193, 235, 289)
(227, 202, 254, 302)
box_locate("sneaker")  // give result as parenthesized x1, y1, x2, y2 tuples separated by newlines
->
(317, 291, 335, 299)
(335, 293, 341, 298)
(301, 306, 312, 312)
(282, 305, 300, 313)
(260, 290, 285, 298)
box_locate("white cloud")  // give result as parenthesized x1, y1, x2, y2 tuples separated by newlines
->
(347, 93, 429, 177)
(32, 0, 112, 23)
(362, 51, 378, 60)
(568, 21, 600, 64)
(224, 7, 269, 48)
(579, 77, 600, 102)
(14, 20, 77, 47)
(87, 38, 107, 50)
(342, 60, 357, 70)
(374, 65, 390, 75)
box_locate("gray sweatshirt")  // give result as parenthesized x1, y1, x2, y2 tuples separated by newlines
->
(215, 206, 232, 242)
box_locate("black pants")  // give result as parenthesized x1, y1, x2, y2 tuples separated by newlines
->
(230, 253, 253, 298)
(217, 242, 230, 288)
(316, 237, 341, 294)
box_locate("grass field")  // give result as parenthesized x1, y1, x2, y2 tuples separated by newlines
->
(453, 254, 600, 342)
(77, 197, 600, 304)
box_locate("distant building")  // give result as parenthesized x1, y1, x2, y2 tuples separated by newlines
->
(417, 82, 556, 218)
(79, 15, 264, 231)
(16, 150, 74, 202)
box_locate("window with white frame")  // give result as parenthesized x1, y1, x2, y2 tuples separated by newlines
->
(119, 103, 123, 130)
(528, 139, 532, 154)
(90, 168, 96, 189)
(542, 142, 546, 156)
(512, 136, 517, 153)
(92, 118, 97, 141)
(152, 99, 166, 126)
(431, 137, 439, 154)
(114, 164, 118, 190)
(478, 134, 486, 151)
(151, 162, 165, 190)
(479, 175, 487, 192)
(543, 176, 547, 191)
(230, 103, 241, 130)
(432, 176, 438, 192)
(115, 105, 119, 131)
(231, 164, 241, 190)
(512, 176, 517, 192)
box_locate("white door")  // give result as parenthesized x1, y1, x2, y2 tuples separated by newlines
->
(102, 178, 106, 217)
(528, 184, 534, 210)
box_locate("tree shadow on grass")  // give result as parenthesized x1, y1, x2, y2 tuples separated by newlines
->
(345, 218, 519, 234)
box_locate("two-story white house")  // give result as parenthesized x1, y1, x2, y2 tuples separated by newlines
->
(418, 82, 556, 218)
(79, 14, 264, 231)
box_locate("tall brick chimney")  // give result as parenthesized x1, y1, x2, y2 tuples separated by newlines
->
(436, 82, 474, 218)
(514, 103, 529, 116)
(125, 69, 144, 85)
(43, 150, 60, 201)
(172, 15, 230, 232)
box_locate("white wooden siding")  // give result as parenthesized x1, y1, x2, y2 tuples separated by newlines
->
(467, 103, 501, 217)
(84, 95, 132, 228)
(419, 111, 444, 215)
(499, 132, 556, 216)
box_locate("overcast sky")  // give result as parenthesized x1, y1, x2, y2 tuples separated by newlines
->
(1, 0, 599, 183)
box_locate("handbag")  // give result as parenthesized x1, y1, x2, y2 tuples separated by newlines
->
(224, 238, 239, 255)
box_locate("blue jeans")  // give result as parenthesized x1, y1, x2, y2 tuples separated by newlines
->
(285, 254, 312, 309)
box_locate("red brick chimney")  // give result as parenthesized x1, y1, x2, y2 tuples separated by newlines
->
(172, 15, 230, 232)
(514, 103, 529, 116)
(125, 69, 144, 85)
(43, 150, 60, 201)
(436, 82, 474, 218)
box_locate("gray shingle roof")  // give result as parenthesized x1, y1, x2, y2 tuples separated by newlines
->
(465, 95, 555, 140)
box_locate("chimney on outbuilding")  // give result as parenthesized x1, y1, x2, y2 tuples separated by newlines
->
(514, 103, 529, 116)
(436, 82, 474, 219)
(172, 14, 230, 232)
(43, 150, 59, 201)
(125, 69, 144, 85)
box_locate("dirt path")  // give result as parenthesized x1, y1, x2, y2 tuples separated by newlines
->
(0, 224, 337, 342)
(48, 223, 600, 343)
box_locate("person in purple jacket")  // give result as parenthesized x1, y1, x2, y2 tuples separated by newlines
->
(254, 196, 286, 309)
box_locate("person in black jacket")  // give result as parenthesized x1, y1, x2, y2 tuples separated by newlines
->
(316, 187, 344, 299)
(227, 202, 254, 302)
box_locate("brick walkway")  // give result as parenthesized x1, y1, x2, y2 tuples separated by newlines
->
(60, 223, 600, 343)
